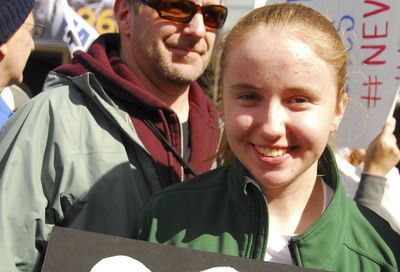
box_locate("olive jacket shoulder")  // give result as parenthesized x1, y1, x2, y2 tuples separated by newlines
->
(136, 148, 400, 272)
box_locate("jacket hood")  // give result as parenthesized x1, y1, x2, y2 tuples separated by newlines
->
(54, 33, 169, 112)
(53, 33, 219, 127)
(51, 33, 220, 184)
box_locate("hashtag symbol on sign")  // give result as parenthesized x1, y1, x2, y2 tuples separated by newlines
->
(361, 75, 382, 109)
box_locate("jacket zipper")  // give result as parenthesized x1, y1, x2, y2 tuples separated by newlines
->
(179, 121, 184, 181)
(248, 182, 268, 260)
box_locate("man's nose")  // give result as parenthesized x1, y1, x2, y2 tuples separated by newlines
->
(184, 12, 207, 38)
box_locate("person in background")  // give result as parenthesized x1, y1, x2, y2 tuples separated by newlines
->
(354, 117, 400, 233)
(337, 118, 400, 198)
(0, 0, 226, 271)
(335, 113, 400, 233)
(0, 0, 44, 128)
(136, 3, 400, 271)
(336, 96, 400, 234)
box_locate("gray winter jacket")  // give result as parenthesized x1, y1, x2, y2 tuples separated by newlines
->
(0, 72, 162, 272)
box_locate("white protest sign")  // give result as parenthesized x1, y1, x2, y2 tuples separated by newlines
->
(254, 0, 268, 8)
(34, 0, 117, 44)
(60, 0, 100, 55)
(90, 256, 240, 272)
(260, 0, 400, 148)
(91, 256, 152, 272)
(201, 267, 240, 272)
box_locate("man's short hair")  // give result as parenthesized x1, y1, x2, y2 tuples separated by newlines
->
(127, 0, 141, 13)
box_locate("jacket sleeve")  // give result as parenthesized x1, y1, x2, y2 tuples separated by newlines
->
(355, 173, 399, 233)
(0, 95, 58, 272)
(354, 173, 386, 209)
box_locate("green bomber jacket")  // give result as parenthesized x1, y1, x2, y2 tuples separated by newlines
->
(136, 147, 400, 271)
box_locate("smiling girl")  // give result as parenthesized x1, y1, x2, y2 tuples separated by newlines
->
(135, 3, 400, 271)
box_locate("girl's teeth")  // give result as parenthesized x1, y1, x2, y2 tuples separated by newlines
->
(256, 146, 287, 157)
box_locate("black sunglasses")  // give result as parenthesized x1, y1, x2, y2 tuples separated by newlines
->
(140, 0, 228, 29)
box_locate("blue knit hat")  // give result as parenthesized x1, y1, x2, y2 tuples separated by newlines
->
(0, 0, 35, 45)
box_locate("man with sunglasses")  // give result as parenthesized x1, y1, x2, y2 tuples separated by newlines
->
(0, 0, 227, 271)
(0, 0, 44, 129)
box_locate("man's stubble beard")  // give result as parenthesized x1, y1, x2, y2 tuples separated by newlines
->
(147, 43, 211, 86)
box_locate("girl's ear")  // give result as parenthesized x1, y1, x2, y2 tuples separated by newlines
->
(114, 0, 133, 36)
(330, 93, 348, 132)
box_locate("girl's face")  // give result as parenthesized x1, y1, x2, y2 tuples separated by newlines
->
(222, 25, 345, 192)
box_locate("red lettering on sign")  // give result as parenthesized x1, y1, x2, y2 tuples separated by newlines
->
(362, 21, 388, 38)
(363, 0, 390, 18)
(361, 45, 386, 65)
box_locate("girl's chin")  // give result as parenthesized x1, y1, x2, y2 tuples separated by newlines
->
(252, 172, 293, 188)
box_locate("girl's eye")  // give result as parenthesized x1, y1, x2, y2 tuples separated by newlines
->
(236, 93, 262, 107)
(239, 93, 259, 101)
(287, 96, 312, 110)
(289, 97, 308, 104)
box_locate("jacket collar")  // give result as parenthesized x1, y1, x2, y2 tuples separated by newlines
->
(47, 34, 220, 183)
(228, 146, 349, 268)
(288, 147, 349, 268)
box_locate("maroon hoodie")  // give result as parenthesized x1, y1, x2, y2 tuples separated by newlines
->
(54, 34, 220, 188)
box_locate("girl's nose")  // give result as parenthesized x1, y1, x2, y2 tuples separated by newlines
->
(259, 101, 286, 140)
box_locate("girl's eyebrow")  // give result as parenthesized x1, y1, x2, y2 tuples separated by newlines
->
(228, 82, 262, 92)
(286, 86, 322, 98)
(228, 82, 322, 96)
